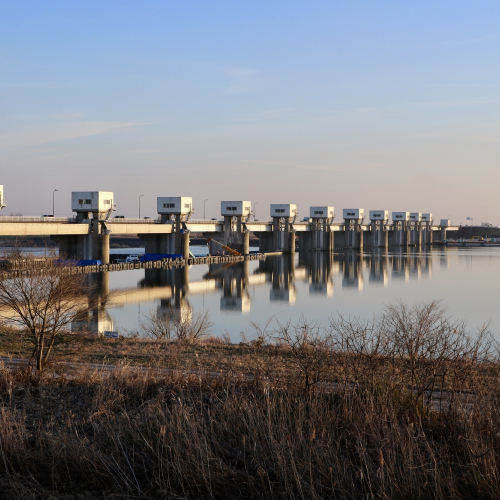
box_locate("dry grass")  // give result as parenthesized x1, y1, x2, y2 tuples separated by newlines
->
(0, 302, 500, 498)
(0, 327, 285, 376)
(0, 362, 499, 499)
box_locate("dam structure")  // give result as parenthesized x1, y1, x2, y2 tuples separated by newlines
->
(0, 188, 460, 263)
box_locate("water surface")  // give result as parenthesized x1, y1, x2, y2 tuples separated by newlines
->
(78, 246, 500, 341)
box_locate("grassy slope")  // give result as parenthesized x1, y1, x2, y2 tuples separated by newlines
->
(1, 329, 500, 499)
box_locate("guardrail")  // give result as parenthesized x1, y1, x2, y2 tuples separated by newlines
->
(245, 220, 310, 225)
(107, 218, 161, 224)
(187, 219, 223, 224)
(0, 216, 76, 223)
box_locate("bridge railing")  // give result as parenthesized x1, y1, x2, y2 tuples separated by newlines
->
(106, 218, 225, 225)
(0, 216, 76, 223)
(107, 218, 161, 224)
(187, 219, 223, 224)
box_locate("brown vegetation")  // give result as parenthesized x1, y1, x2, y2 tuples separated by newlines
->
(139, 307, 213, 344)
(0, 250, 97, 374)
(0, 301, 499, 498)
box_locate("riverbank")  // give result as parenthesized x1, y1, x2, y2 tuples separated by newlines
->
(1, 302, 500, 499)
(0, 340, 499, 499)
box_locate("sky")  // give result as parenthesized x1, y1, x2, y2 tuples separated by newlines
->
(1, 1, 499, 224)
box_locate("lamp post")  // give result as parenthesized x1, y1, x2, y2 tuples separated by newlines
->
(254, 202, 258, 221)
(204, 199, 208, 220)
(139, 195, 144, 219)
(52, 189, 58, 217)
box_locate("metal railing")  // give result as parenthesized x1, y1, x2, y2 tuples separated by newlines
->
(107, 217, 160, 224)
(187, 219, 223, 224)
(0, 216, 76, 223)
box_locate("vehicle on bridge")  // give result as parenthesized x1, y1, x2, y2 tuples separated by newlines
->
(115, 255, 141, 263)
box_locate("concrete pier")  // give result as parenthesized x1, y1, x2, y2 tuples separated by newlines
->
(345, 220, 364, 249)
(101, 233, 110, 264)
(222, 216, 246, 254)
(365, 211, 389, 248)
(341, 209, 365, 250)
(369, 227, 388, 247)
(299, 207, 335, 252)
(389, 222, 410, 247)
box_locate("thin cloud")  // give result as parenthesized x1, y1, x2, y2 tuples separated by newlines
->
(0, 121, 142, 148)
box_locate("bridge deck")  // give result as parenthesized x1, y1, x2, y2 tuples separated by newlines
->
(0, 215, 459, 237)
(0, 222, 90, 236)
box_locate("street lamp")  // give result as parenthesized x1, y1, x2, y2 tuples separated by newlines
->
(52, 189, 58, 217)
(254, 202, 258, 221)
(139, 195, 144, 218)
(204, 199, 208, 219)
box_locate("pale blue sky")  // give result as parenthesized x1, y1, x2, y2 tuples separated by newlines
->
(1, 1, 499, 223)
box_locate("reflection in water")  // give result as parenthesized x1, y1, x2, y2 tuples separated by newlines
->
(266, 256, 297, 304)
(72, 272, 115, 335)
(440, 252, 451, 269)
(302, 252, 335, 296)
(144, 267, 192, 324)
(408, 248, 422, 280)
(73, 248, 437, 334)
(341, 251, 364, 290)
(209, 261, 251, 312)
(391, 249, 409, 282)
(368, 248, 389, 286)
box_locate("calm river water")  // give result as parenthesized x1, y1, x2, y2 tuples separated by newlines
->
(68, 246, 500, 342)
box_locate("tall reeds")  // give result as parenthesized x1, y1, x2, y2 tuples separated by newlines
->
(0, 301, 499, 499)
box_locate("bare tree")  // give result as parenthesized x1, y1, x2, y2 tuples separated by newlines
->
(140, 308, 176, 341)
(0, 256, 96, 374)
(274, 317, 333, 396)
(140, 307, 212, 344)
(249, 315, 275, 347)
(328, 313, 388, 390)
(378, 300, 491, 410)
